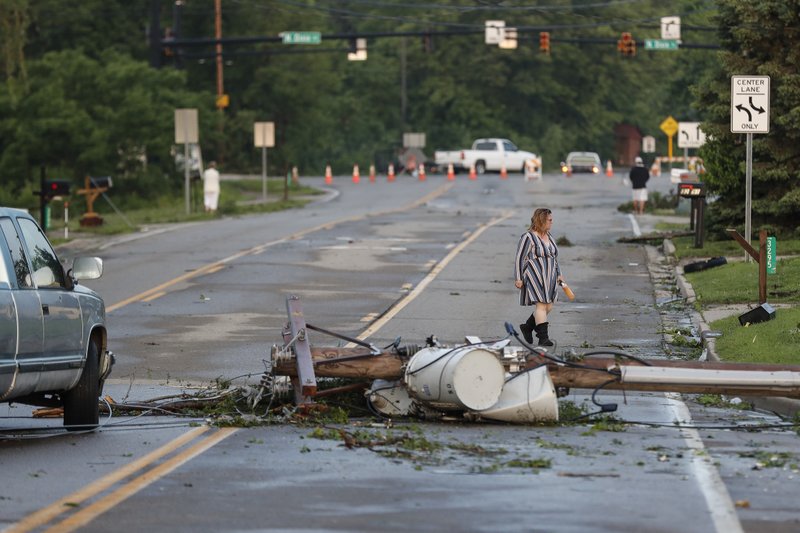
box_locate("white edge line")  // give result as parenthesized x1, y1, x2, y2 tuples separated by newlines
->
(665, 393, 744, 533)
(628, 213, 641, 237)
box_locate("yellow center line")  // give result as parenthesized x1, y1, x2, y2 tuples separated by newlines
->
(141, 291, 166, 303)
(106, 183, 454, 313)
(5, 426, 209, 533)
(44, 428, 238, 533)
(353, 209, 516, 343)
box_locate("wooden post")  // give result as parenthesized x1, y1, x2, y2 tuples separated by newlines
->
(726, 228, 767, 304)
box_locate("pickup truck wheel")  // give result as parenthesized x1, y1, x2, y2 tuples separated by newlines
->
(63, 340, 100, 431)
(475, 161, 486, 175)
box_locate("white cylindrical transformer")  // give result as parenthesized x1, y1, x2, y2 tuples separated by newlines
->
(404, 346, 505, 411)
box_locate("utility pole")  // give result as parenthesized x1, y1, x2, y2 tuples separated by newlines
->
(400, 37, 407, 128)
(214, 0, 225, 165)
(215, 0, 223, 104)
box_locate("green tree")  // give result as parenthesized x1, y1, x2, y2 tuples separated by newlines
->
(695, 0, 800, 237)
(0, 49, 206, 201)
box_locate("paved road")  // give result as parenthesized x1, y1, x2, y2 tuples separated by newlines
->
(2, 172, 798, 532)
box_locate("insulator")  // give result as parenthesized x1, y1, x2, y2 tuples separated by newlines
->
(271, 344, 295, 365)
(397, 344, 423, 357)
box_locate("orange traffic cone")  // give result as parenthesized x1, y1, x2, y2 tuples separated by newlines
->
(418, 163, 426, 181)
(469, 164, 477, 180)
(447, 163, 455, 181)
(387, 163, 395, 182)
(324, 164, 333, 185)
(605, 160, 613, 177)
(352, 164, 360, 183)
(369, 164, 376, 183)
(500, 163, 508, 179)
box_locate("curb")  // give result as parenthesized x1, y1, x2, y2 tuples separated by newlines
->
(667, 238, 800, 419)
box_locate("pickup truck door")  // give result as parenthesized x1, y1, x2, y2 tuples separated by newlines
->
(474, 141, 501, 170)
(501, 140, 521, 170)
(16, 218, 83, 366)
(0, 247, 18, 397)
(0, 217, 44, 392)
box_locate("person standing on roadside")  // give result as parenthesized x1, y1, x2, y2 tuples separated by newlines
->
(203, 161, 221, 213)
(514, 208, 565, 347)
(629, 156, 650, 215)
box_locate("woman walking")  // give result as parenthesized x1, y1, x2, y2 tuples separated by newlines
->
(514, 208, 564, 347)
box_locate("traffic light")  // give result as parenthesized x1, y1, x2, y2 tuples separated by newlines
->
(539, 32, 550, 54)
(618, 32, 635, 56)
(43, 179, 71, 199)
(347, 38, 367, 61)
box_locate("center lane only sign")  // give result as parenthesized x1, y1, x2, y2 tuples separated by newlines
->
(731, 75, 770, 133)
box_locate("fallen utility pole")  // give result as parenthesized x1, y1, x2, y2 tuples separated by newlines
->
(270, 297, 800, 422)
(272, 347, 800, 400)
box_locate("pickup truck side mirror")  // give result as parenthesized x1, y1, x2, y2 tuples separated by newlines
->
(71, 257, 104, 281)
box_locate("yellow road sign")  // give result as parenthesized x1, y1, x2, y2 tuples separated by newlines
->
(660, 116, 678, 136)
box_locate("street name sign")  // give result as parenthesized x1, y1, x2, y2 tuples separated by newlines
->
(281, 31, 321, 45)
(731, 75, 770, 133)
(645, 39, 679, 51)
(677, 122, 706, 149)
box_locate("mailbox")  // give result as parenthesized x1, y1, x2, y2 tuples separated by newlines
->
(678, 182, 705, 198)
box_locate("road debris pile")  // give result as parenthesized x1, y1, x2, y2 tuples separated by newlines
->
(263, 296, 800, 425)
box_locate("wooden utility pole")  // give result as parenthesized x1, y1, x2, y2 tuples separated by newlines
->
(214, 0, 225, 165)
(215, 0, 223, 103)
(272, 347, 800, 399)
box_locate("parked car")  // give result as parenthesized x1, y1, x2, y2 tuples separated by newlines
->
(0, 207, 112, 430)
(435, 138, 541, 176)
(561, 152, 602, 175)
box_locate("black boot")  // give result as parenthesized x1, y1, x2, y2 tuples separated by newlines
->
(535, 322, 554, 347)
(519, 315, 536, 344)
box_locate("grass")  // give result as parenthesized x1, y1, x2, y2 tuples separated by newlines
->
(672, 236, 800, 260)
(709, 307, 800, 365)
(685, 257, 800, 304)
(655, 221, 690, 232)
(42, 178, 321, 239)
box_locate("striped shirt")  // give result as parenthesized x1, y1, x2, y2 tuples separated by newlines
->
(514, 231, 561, 305)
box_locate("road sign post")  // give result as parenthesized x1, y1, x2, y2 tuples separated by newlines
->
(659, 116, 678, 169)
(175, 109, 199, 215)
(731, 75, 770, 260)
(254, 122, 275, 201)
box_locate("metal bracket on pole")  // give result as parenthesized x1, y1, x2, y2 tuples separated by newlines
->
(285, 295, 318, 405)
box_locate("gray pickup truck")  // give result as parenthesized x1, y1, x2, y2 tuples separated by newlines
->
(0, 207, 112, 430)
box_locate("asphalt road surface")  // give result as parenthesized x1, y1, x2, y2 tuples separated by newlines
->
(2, 172, 798, 532)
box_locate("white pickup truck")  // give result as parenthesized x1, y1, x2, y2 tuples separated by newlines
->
(434, 138, 541, 176)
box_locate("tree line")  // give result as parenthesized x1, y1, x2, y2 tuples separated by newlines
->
(0, 0, 796, 237)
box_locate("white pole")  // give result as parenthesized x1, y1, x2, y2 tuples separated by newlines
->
(262, 146, 267, 201)
(64, 203, 69, 240)
(745, 133, 753, 262)
(184, 140, 190, 215)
